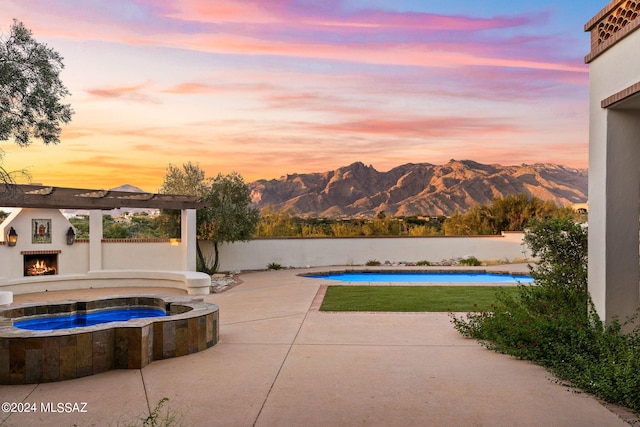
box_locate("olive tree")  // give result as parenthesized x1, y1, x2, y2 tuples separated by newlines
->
(158, 164, 259, 274)
(1, 20, 73, 146)
(157, 162, 212, 237)
(1, 20, 73, 185)
(159, 162, 211, 197)
(0, 151, 14, 185)
(198, 172, 259, 273)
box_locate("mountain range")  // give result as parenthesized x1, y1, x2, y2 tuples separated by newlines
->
(249, 160, 588, 217)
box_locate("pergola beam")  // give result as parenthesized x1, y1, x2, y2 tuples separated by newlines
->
(0, 185, 207, 210)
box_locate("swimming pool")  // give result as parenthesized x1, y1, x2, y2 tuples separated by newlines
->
(0, 296, 219, 384)
(14, 307, 167, 330)
(306, 271, 533, 283)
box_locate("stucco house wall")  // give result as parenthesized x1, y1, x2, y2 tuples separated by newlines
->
(586, 1, 640, 322)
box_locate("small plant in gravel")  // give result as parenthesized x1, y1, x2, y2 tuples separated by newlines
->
(457, 256, 481, 266)
(365, 260, 381, 266)
(115, 398, 184, 427)
(451, 217, 640, 413)
(267, 262, 282, 270)
(416, 260, 431, 266)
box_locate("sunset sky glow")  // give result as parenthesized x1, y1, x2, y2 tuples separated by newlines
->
(1, 0, 605, 191)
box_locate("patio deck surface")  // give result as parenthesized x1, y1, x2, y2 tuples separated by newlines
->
(0, 265, 633, 426)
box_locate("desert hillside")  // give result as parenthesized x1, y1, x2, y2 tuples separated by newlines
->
(249, 160, 588, 217)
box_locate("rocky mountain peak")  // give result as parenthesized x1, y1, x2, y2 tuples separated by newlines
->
(249, 160, 588, 217)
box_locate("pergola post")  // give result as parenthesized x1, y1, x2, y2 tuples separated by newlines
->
(181, 209, 197, 271)
(89, 210, 103, 271)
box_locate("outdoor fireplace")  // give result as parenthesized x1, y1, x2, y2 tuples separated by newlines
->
(22, 251, 60, 276)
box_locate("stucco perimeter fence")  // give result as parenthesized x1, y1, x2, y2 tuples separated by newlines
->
(206, 232, 531, 272)
(1, 233, 530, 292)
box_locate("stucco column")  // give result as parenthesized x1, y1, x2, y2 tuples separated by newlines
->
(181, 209, 197, 271)
(589, 109, 640, 323)
(89, 210, 103, 271)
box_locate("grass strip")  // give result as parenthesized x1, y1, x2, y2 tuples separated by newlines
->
(320, 285, 521, 312)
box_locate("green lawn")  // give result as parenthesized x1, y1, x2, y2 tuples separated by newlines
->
(319, 285, 521, 312)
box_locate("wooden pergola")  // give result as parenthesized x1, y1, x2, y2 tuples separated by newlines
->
(0, 184, 207, 210)
(1, 184, 205, 272)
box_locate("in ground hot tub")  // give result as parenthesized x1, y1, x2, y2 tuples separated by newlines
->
(0, 296, 219, 384)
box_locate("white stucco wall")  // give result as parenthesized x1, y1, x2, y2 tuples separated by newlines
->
(0, 209, 183, 279)
(588, 28, 640, 322)
(0, 208, 205, 296)
(0, 208, 89, 277)
(2, 208, 530, 292)
(101, 241, 183, 270)
(204, 232, 529, 272)
(3, 223, 528, 279)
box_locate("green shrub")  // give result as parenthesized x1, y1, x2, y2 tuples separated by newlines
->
(451, 217, 640, 413)
(457, 256, 481, 266)
(267, 262, 282, 270)
(365, 260, 381, 266)
(416, 260, 431, 266)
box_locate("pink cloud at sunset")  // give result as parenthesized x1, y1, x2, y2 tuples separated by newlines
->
(165, 0, 539, 32)
(310, 117, 521, 138)
(85, 82, 160, 104)
(0, 0, 604, 191)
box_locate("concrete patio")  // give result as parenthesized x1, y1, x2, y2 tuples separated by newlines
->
(0, 266, 632, 426)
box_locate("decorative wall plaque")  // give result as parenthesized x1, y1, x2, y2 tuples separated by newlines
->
(32, 219, 52, 244)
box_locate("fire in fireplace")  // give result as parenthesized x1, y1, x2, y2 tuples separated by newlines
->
(24, 254, 58, 276)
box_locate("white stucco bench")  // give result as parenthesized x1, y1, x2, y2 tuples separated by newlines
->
(87, 270, 212, 295)
(0, 278, 11, 304)
(0, 291, 12, 305)
(0, 270, 211, 296)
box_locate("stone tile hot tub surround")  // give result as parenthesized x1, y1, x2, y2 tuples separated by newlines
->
(0, 295, 219, 384)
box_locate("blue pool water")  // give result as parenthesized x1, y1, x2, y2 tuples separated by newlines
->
(306, 271, 534, 283)
(14, 307, 167, 331)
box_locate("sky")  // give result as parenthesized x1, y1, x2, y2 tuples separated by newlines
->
(1, 0, 607, 192)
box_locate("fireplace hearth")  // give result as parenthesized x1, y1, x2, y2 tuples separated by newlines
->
(23, 253, 59, 276)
